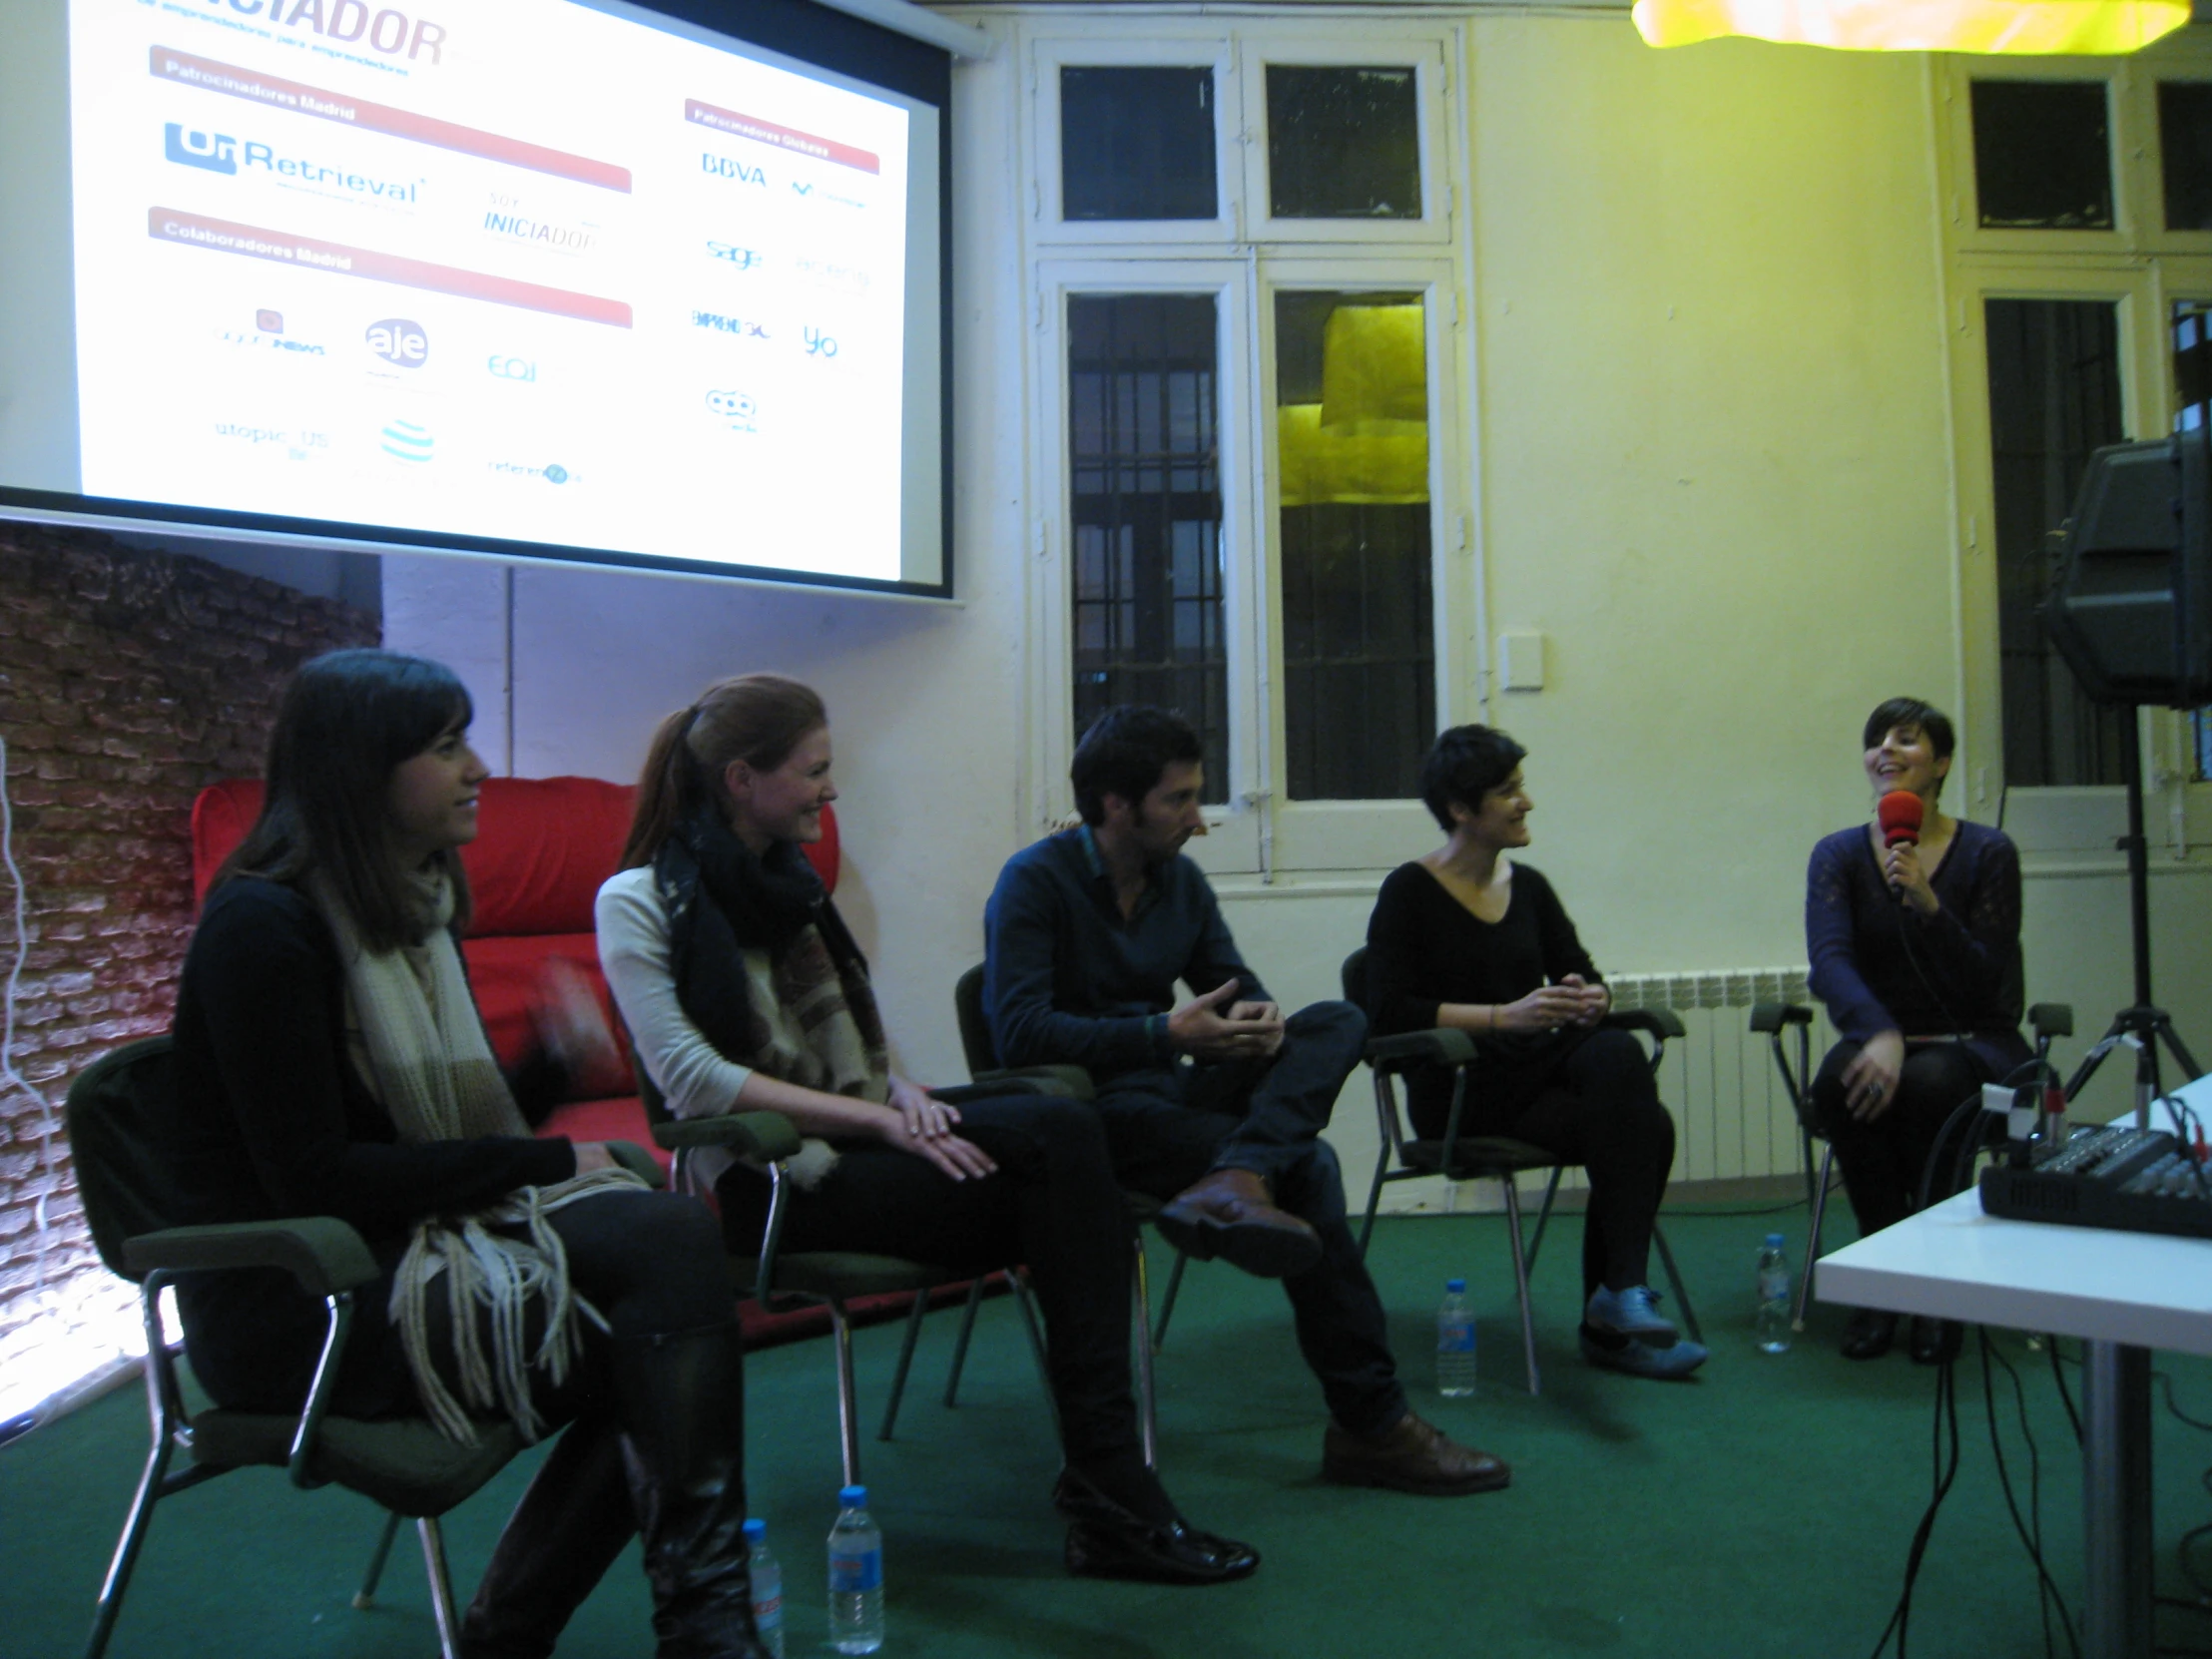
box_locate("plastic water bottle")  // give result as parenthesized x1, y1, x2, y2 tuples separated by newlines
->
(744, 1517, 784, 1659)
(1436, 1278, 1477, 1396)
(1755, 1234, 1793, 1354)
(827, 1484, 883, 1655)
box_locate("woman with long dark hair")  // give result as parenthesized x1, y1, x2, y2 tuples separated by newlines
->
(597, 674, 1257, 1586)
(170, 648, 769, 1659)
(1363, 725, 1706, 1381)
(1806, 697, 2029, 1363)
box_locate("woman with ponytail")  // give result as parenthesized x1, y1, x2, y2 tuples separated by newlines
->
(598, 675, 1258, 1586)
(170, 649, 770, 1659)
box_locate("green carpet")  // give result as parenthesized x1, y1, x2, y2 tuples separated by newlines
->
(6, 1210, 2211, 1658)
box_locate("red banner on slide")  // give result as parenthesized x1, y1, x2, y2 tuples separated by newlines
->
(149, 208, 634, 326)
(684, 100, 879, 175)
(152, 47, 632, 193)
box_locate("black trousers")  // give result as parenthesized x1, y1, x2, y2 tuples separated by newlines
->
(717, 1090, 1144, 1469)
(1089, 1000, 1407, 1438)
(1811, 1039, 1990, 1238)
(1441, 1028, 1679, 1303)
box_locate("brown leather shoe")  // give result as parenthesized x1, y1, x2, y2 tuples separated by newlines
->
(1154, 1169, 1322, 1279)
(1321, 1411, 1511, 1496)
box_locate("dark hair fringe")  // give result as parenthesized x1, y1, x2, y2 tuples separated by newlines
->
(1069, 706, 1204, 826)
(1862, 697, 1956, 762)
(1419, 725, 1528, 833)
(620, 675, 827, 868)
(212, 648, 475, 953)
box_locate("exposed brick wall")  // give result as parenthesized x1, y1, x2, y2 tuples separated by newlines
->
(0, 523, 376, 1412)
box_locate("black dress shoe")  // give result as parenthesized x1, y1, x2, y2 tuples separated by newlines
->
(1909, 1317, 1963, 1366)
(1840, 1309, 1898, 1360)
(1051, 1470, 1260, 1586)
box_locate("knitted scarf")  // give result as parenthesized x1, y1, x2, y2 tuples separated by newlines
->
(654, 804, 889, 1122)
(313, 868, 644, 1444)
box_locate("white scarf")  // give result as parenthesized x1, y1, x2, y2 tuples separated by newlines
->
(314, 869, 645, 1443)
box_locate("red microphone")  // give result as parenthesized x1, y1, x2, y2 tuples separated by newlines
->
(1877, 790, 1923, 848)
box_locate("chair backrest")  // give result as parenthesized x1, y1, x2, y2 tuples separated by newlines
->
(953, 963, 997, 1075)
(64, 1036, 182, 1283)
(1340, 947, 1372, 1016)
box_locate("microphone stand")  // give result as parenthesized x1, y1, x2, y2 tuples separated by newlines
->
(2062, 725, 2201, 1127)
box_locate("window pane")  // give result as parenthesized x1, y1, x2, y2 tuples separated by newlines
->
(1970, 81, 2113, 231)
(1060, 68, 1217, 222)
(1276, 291, 1432, 800)
(1067, 295, 1228, 800)
(1266, 66, 1420, 221)
(2159, 83, 2212, 232)
(1985, 297, 2127, 786)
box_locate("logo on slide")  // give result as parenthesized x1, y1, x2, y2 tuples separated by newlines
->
(366, 319, 428, 367)
(705, 389, 759, 432)
(791, 182, 864, 210)
(166, 125, 238, 175)
(489, 460, 571, 483)
(258, 310, 284, 332)
(380, 419, 434, 462)
(692, 310, 768, 339)
(486, 355, 537, 383)
(707, 242, 765, 272)
(701, 154, 767, 187)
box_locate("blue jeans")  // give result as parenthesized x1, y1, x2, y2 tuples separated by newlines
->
(1090, 1000, 1406, 1437)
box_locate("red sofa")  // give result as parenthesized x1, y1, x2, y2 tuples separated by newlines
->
(186, 776, 949, 1348)
(189, 775, 840, 1162)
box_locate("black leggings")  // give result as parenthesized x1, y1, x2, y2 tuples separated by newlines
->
(1811, 1040, 1989, 1238)
(717, 1090, 1142, 1469)
(1440, 1028, 1678, 1301)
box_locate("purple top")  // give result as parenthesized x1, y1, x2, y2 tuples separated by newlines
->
(1804, 818, 2029, 1076)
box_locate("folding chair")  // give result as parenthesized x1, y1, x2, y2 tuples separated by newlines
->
(66, 1036, 660, 1659)
(1751, 998, 2072, 1331)
(1342, 948, 1702, 1395)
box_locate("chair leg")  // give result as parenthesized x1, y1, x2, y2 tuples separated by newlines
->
(942, 1277, 988, 1407)
(1523, 1168, 1565, 1280)
(1359, 1147, 1389, 1258)
(877, 1289, 932, 1442)
(1153, 1251, 1189, 1352)
(82, 1428, 175, 1659)
(1650, 1224, 1702, 1345)
(828, 1301, 862, 1488)
(1794, 1143, 1836, 1331)
(418, 1515, 463, 1659)
(1501, 1178, 1540, 1396)
(1008, 1269, 1056, 1408)
(1130, 1235, 1158, 1471)
(351, 1510, 403, 1608)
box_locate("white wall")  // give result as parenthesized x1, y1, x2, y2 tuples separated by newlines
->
(385, 10, 2212, 1190)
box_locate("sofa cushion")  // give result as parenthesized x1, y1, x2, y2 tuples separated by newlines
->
(192, 777, 840, 919)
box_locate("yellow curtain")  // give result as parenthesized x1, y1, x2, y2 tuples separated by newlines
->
(1279, 404, 1429, 506)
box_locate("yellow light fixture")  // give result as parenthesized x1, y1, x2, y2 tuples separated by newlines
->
(1630, 0, 2187, 53)
(1279, 404, 1429, 507)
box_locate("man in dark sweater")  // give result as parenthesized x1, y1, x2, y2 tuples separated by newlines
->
(983, 706, 1508, 1496)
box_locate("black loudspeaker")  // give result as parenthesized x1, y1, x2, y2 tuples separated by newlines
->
(2042, 427, 2212, 707)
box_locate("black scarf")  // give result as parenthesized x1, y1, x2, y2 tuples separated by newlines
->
(653, 804, 873, 1073)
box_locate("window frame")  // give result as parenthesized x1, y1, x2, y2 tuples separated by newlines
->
(1016, 16, 1474, 883)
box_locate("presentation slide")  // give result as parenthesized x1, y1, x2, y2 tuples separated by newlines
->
(17, 0, 942, 589)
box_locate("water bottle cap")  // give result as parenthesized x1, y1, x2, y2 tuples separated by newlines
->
(1445, 1278, 1466, 1293)
(839, 1484, 868, 1506)
(1765, 1233, 1786, 1247)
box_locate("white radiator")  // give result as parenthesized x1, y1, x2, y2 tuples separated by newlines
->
(1607, 968, 1830, 1186)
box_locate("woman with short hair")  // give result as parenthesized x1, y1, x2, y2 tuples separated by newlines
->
(170, 647, 769, 1659)
(1806, 697, 2029, 1363)
(1364, 725, 1705, 1381)
(598, 673, 1257, 1586)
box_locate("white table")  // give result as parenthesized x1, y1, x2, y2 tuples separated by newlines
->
(1817, 1082, 2212, 1659)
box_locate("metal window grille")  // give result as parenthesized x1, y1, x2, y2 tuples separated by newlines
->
(1067, 294, 1229, 798)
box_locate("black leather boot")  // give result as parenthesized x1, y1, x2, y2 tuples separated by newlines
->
(611, 1322, 768, 1659)
(459, 1411, 637, 1659)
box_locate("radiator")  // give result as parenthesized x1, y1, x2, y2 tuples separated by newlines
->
(1607, 967, 1830, 1186)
